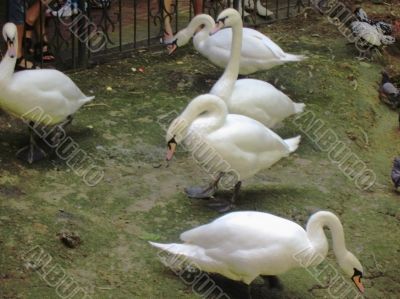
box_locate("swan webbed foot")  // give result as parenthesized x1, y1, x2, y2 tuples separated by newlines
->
(207, 198, 235, 213)
(185, 173, 223, 199)
(184, 183, 217, 199)
(207, 181, 241, 213)
(261, 275, 283, 290)
(16, 138, 48, 164)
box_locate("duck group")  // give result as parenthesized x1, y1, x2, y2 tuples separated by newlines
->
(0, 7, 367, 298)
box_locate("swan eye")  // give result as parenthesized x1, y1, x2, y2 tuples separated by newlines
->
(352, 268, 363, 278)
(167, 136, 177, 148)
(217, 16, 228, 25)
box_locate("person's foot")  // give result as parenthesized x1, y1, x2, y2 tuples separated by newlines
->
(15, 57, 40, 71)
(35, 42, 55, 62)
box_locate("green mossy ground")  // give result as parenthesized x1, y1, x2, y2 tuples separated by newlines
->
(1, 5, 400, 299)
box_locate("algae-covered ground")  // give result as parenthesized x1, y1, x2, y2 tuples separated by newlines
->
(1, 5, 400, 299)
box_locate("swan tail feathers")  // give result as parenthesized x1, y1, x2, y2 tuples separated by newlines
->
(284, 136, 301, 153)
(79, 96, 95, 105)
(294, 103, 306, 114)
(149, 241, 208, 267)
(283, 53, 307, 62)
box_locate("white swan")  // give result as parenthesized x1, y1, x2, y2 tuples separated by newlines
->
(150, 211, 365, 295)
(210, 8, 305, 128)
(168, 14, 306, 75)
(231, 0, 274, 19)
(0, 23, 94, 163)
(165, 94, 300, 211)
(244, 0, 274, 17)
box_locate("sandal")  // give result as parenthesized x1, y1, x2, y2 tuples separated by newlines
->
(15, 57, 40, 71)
(34, 42, 55, 62)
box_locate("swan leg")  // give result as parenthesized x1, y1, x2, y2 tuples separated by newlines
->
(50, 116, 73, 146)
(246, 283, 253, 299)
(184, 183, 217, 199)
(261, 275, 283, 290)
(16, 124, 48, 164)
(208, 181, 241, 213)
(184, 173, 222, 199)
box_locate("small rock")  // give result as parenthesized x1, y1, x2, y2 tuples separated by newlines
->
(57, 230, 82, 249)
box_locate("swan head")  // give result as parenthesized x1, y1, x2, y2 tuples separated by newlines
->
(165, 116, 186, 161)
(2, 23, 17, 58)
(338, 252, 364, 293)
(166, 29, 191, 55)
(165, 94, 225, 161)
(212, 8, 241, 34)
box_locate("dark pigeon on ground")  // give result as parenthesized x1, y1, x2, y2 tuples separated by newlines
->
(391, 157, 400, 189)
(379, 72, 400, 109)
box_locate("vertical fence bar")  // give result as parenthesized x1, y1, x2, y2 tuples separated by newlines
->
(175, 0, 178, 34)
(23, 0, 26, 68)
(147, 0, 151, 47)
(119, 0, 122, 52)
(39, 0, 43, 68)
(133, 0, 137, 48)
(287, 0, 290, 18)
(72, 12, 76, 69)
(77, 0, 88, 68)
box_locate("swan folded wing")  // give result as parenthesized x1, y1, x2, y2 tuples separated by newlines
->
(244, 29, 286, 59)
(181, 212, 304, 251)
(213, 115, 292, 154)
(14, 70, 92, 105)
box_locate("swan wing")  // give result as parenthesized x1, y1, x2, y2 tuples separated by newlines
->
(181, 211, 304, 248)
(209, 114, 292, 154)
(242, 28, 286, 59)
(206, 28, 283, 60)
(229, 79, 298, 126)
(11, 69, 93, 105)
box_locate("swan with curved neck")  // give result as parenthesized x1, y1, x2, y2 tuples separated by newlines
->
(209, 8, 305, 127)
(165, 94, 300, 211)
(150, 210, 364, 294)
(168, 13, 306, 75)
(0, 23, 94, 163)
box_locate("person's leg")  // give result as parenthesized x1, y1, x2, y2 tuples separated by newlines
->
(19, 0, 40, 58)
(8, 0, 24, 57)
(27, 0, 55, 62)
(7, 0, 38, 69)
(163, 0, 174, 42)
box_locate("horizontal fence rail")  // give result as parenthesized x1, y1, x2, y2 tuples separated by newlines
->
(1, 0, 311, 70)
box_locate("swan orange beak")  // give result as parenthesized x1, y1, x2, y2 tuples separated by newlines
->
(166, 138, 177, 161)
(167, 43, 177, 55)
(352, 275, 364, 293)
(7, 40, 16, 58)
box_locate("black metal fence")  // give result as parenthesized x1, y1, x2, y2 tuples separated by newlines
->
(1, 0, 311, 70)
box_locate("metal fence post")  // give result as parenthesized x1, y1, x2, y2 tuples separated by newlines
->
(77, 0, 88, 68)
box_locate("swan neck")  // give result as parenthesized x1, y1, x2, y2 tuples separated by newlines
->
(211, 20, 242, 101)
(306, 212, 348, 263)
(0, 49, 16, 83)
(182, 96, 227, 132)
(190, 15, 214, 38)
